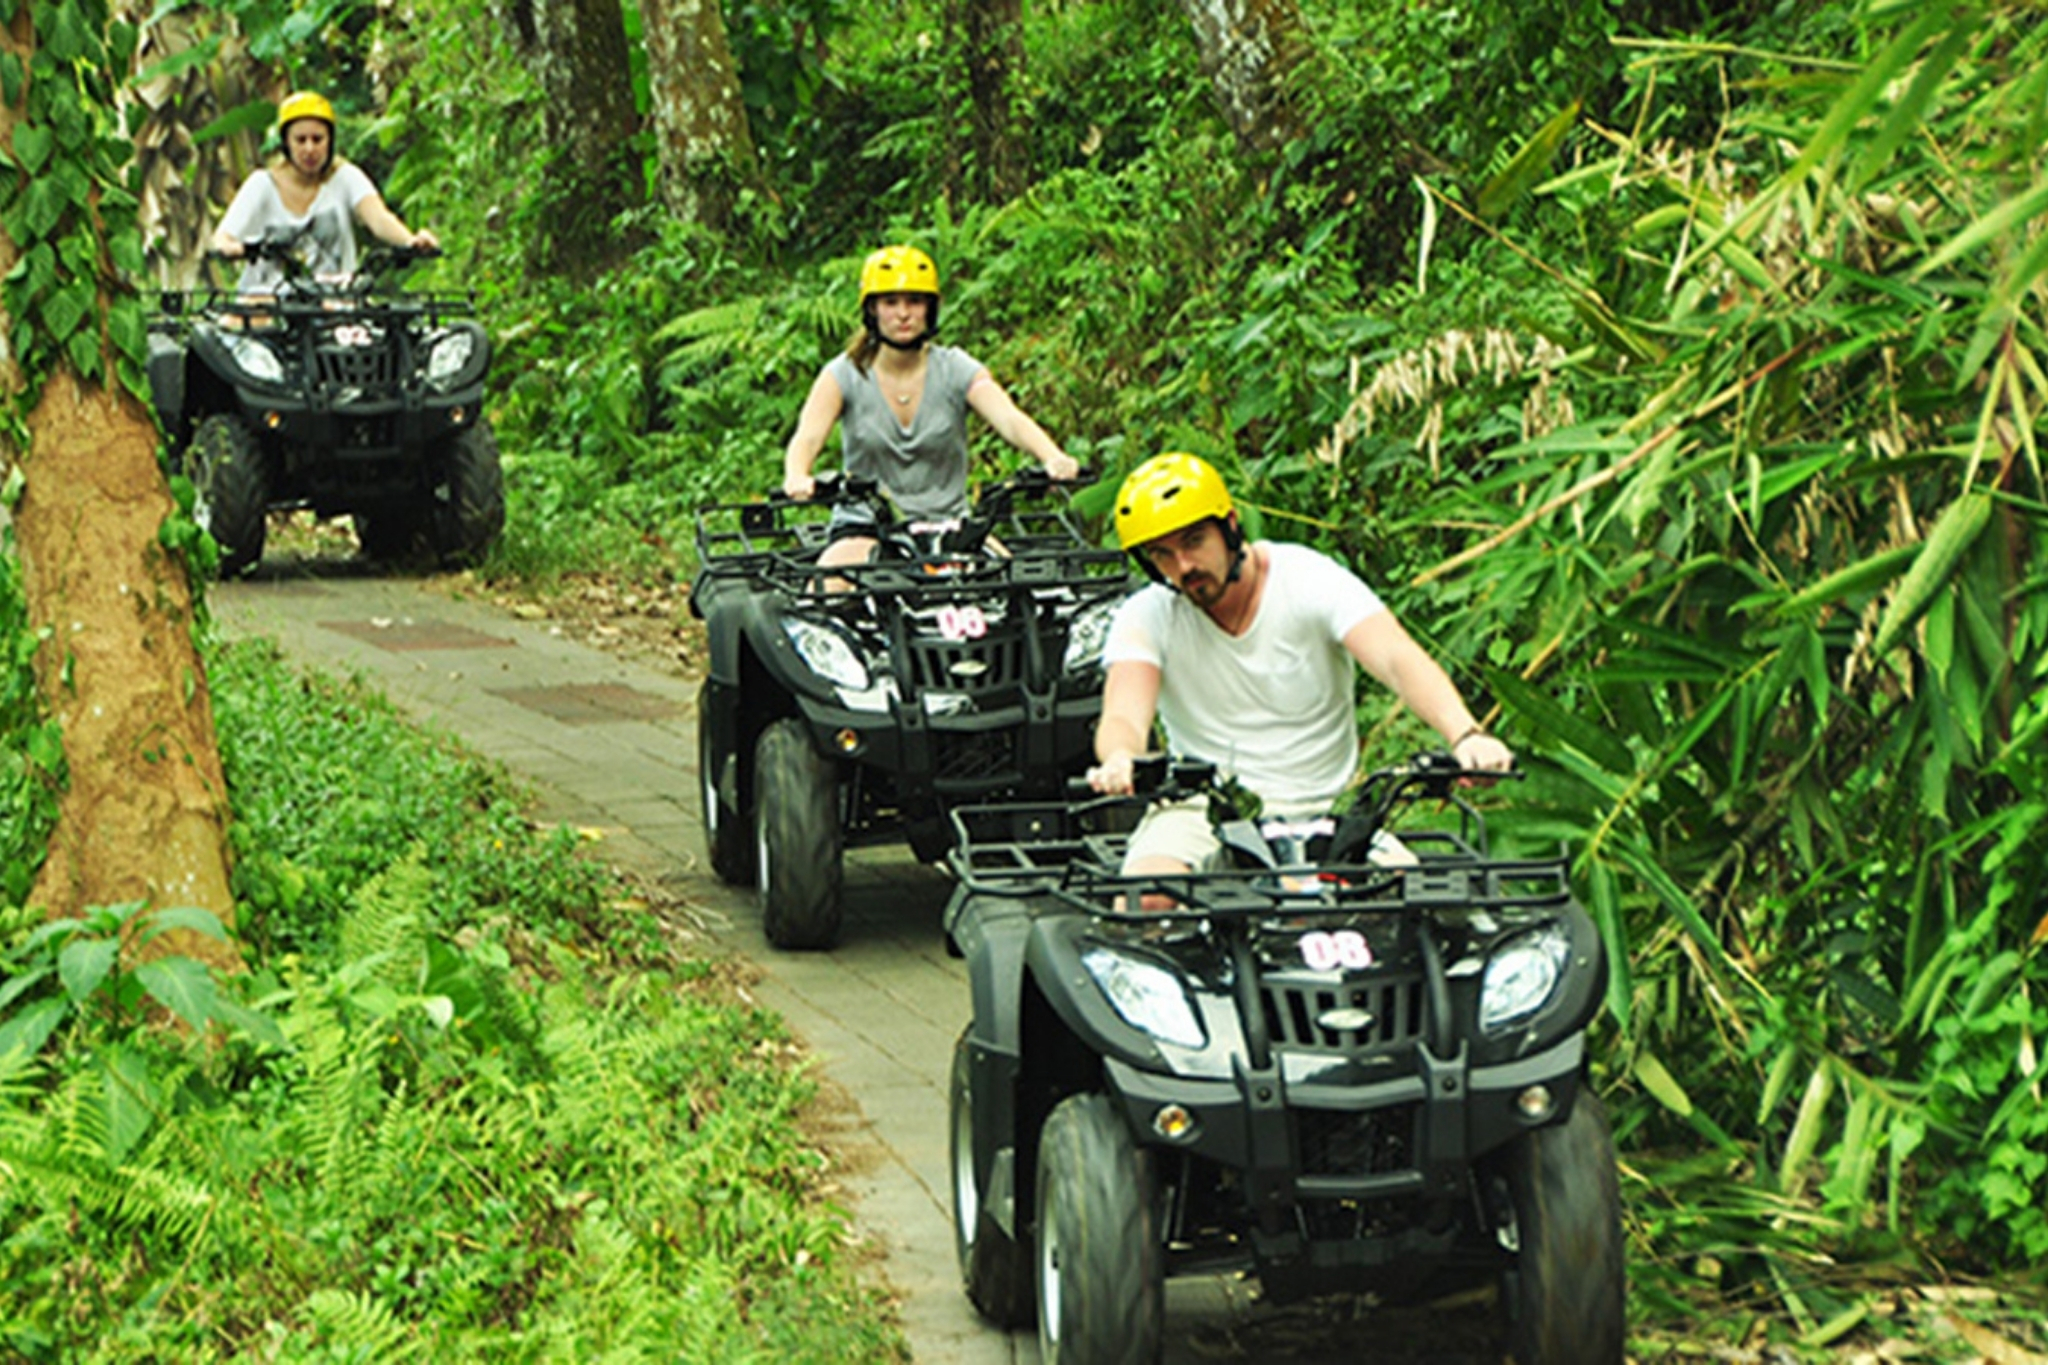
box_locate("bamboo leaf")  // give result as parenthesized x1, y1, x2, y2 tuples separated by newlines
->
(1483, 667, 1635, 774)
(1478, 101, 1582, 220)
(1415, 175, 1438, 294)
(1635, 1049, 1695, 1115)
(1848, 15, 1979, 192)
(1912, 181, 2048, 282)
(1772, 543, 1921, 618)
(1871, 491, 1995, 658)
(1780, 1061, 1835, 1194)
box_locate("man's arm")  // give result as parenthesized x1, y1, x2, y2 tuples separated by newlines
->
(1343, 612, 1514, 770)
(1088, 659, 1162, 793)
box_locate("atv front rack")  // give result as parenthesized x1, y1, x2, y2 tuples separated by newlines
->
(694, 499, 1129, 602)
(154, 287, 479, 332)
(947, 800, 1576, 921)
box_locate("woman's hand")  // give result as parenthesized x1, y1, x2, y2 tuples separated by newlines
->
(783, 471, 817, 502)
(1043, 451, 1080, 482)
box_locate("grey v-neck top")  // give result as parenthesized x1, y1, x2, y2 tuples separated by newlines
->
(825, 345, 985, 519)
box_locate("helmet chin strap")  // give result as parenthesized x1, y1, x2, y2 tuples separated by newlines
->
(863, 307, 937, 351)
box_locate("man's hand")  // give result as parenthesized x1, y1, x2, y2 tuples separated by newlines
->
(1087, 750, 1139, 795)
(1452, 730, 1515, 772)
(783, 472, 816, 501)
(1043, 452, 1081, 482)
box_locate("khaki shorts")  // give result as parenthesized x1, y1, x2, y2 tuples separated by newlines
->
(1121, 797, 1227, 872)
(1122, 797, 1421, 873)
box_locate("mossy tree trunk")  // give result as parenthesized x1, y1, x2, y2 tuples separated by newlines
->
(640, 0, 763, 235)
(0, 2, 237, 973)
(490, 0, 645, 276)
(1173, 0, 1311, 156)
(955, 0, 1028, 204)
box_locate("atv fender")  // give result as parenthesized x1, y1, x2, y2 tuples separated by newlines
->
(949, 890, 1037, 1240)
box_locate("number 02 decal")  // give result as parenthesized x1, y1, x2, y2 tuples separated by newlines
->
(936, 604, 988, 641)
(1299, 930, 1374, 970)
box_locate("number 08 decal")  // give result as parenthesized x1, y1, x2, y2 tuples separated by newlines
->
(935, 604, 989, 641)
(1298, 930, 1374, 970)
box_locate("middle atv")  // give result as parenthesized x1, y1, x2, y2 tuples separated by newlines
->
(690, 469, 1130, 950)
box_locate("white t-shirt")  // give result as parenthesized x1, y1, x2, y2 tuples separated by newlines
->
(1102, 541, 1386, 816)
(218, 162, 378, 289)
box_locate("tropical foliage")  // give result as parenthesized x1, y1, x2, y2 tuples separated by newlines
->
(0, 641, 902, 1360)
(2, 0, 2045, 1354)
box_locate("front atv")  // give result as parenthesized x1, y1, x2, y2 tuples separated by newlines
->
(944, 756, 1624, 1364)
(146, 236, 503, 575)
(690, 471, 1130, 950)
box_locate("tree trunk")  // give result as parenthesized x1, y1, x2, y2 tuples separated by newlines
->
(1, 3, 237, 973)
(640, 0, 763, 233)
(1173, 0, 1311, 156)
(490, 0, 644, 274)
(961, 0, 1028, 203)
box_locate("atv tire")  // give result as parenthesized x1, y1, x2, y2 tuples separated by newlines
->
(698, 686, 755, 886)
(1035, 1092, 1161, 1365)
(1494, 1090, 1626, 1365)
(753, 718, 842, 949)
(186, 414, 269, 577)
(430, 420, 506, 565)
(951, 1028, 1032, 1327)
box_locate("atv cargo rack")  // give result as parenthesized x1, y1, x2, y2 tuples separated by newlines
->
(945, 799, 1577, 922)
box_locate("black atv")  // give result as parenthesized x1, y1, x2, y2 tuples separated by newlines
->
(690, 469, 1130, 950)
(944, 754, 1624, 1364)
(146, 231, 503, 576)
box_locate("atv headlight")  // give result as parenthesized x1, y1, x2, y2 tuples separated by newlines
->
(1479, 922, 1572, 1034)
(1061, 598, 1119, 674)
(782, 618, 870, 691)
(424, 328, 479, 390)
(222, 334, 284, 385)
(1082, 947, 1205, 1049)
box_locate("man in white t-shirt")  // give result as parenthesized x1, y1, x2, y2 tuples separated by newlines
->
(1086, 451, 1515, 875)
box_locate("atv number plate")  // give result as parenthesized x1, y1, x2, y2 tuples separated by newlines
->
(1298, 929, 1374, 970)
(935, 604, 989, 641)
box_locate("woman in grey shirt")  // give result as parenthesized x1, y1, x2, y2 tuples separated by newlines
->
(781, 245, 1077, 573)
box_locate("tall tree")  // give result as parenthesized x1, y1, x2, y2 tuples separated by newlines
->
(0, 1, 236, 971)
(640, 0, 762, 233)
(1173, 0, 1310, 155)
(490, 0, 643, 274)
(951, 0, 1028, 203)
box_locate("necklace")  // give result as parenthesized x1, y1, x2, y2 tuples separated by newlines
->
(894, 393, 911, 404)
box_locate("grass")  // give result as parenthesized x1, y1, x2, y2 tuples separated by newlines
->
(0, 636, 907, 1363)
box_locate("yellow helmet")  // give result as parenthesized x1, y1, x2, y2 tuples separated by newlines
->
(859, 245, 939, 302)
(1115, 452, 1236, 550)
(276, 91, 336, 132)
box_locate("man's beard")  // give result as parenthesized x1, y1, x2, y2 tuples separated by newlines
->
(1179, 572, 1225, 607)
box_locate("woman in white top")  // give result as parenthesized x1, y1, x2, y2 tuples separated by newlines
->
(211, 91, 438, 291)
